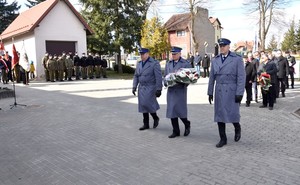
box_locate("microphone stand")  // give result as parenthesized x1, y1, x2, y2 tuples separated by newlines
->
(10, 69, 27, 109)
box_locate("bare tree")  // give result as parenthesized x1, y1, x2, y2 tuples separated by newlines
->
(175, 0, 216, 53)
(243, 0, 290, 50)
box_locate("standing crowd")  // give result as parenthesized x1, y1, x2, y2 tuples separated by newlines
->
(42, 52, 108, 82)
(0, 51, 31, 85)
(243, 49, 296, 110)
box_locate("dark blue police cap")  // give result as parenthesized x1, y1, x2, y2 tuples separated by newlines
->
(218, 38, 231, 45)
(138, 48, 149, 54)
(171, 46, 182, 53)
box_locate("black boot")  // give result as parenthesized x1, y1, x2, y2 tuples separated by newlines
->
(233, 123, 241, 142)
(169, 118, 180, 138)
(139, 122, 149, 130)
(246, 101, 250, 107)
(153, 117, 159, 128)
(139, 113, 149, 131)
(150, 113, 159, 128)
(216, 122, 227, 148)
(181, 118, 190, 136)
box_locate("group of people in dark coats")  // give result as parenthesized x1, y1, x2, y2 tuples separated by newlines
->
(133, 38, 247, 148)
(188, 52, 211, 78)
(243, 49, 296, 111)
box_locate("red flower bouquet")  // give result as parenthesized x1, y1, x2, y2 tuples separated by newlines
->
(258, 73, 271, 91)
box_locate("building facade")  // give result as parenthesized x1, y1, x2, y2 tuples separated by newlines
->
(0, 0, 93, 79)
(164, 7, 220, 58)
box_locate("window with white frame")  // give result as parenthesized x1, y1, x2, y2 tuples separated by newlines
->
(177, 30, 186, 37)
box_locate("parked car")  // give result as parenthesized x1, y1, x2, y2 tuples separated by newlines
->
(126, 56, 140, 67)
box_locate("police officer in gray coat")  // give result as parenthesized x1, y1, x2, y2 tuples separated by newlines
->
(208, 38, 246, 148)
(165, 47, 192, 138)
(132, 48, 162, 130)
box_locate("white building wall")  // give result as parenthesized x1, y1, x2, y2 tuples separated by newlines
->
(4, 33, 37, 76)
(34, 0, 88, 78)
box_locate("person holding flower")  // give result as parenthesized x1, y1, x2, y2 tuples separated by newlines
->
(207, 38, 246, 148)
(258, 53, 277, 110)
(132, 48, 162, 131)
(164, 46, 192, 138)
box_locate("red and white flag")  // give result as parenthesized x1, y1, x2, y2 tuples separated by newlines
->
(0, 41, 5, 56)
(12, 44, 19, 69)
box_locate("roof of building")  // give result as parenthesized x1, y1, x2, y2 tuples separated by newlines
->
(209, 17, 223, 29)
(234, 41, 254, 52)
(0, 0, 93, 40)
(164, 13, 191, 31)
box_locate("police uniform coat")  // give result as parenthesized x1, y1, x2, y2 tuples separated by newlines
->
(207, 52, 246, 123)
(165, 57, 192, 118)
(133, 57, 162, 113)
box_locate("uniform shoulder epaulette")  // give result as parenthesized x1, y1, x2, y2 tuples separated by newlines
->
(179, 58, 188, 62)
(230, 52, 240, 57)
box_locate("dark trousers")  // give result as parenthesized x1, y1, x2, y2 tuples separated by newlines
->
(143, 112, 159, 126)
(203, 67, 209, 77)
(217, 122, 240, 141)
(171, 117, 189, 134)
(262, 85, 275, 107)
(245, 82, 252, 104)
(30, 72, 35, 79)
(285, 71, 294, 88)
(277, 77, 286, 96)
(20, 71, 29, 85)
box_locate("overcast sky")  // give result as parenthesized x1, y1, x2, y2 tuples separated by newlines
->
(7, 0, 300, 45)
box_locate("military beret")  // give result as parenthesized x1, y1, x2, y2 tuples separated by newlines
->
(218, 38, 231, 45)
(171, 46, 182, 53)
(138, 48, 149, 54)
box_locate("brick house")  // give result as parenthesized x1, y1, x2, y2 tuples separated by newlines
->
(0, 0, 93, 79)
(164, 7, 220, 58)
(234, 41, 254, 56)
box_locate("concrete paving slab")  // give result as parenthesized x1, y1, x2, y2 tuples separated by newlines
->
(0, 78, 300, 185)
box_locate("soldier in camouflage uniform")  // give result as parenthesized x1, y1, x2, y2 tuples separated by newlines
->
(46, 54, 57, 82)
(54, 55, 59, 81)
(57, 55, 66, 81)
(42, 53, 50, 81)
(65, 54, 74, 81)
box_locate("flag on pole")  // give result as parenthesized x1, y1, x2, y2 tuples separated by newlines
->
(254, 32, 257, 52)
(0, 41, 5, 56)
(12, 44, 19, 69)
(20, 47, 30, 72)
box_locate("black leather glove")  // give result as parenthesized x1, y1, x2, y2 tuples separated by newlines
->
(132, 87, 136, 96)
(208, 95, 213, 104)
(235, 95, 243, 103)
(163, 80, 168, 87)
(155, 90, 161, 97)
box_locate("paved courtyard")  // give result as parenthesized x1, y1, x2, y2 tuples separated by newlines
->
(0, 77, 300, 185)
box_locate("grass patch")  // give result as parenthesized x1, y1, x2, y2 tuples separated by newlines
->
(107, 70, 134, 80)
